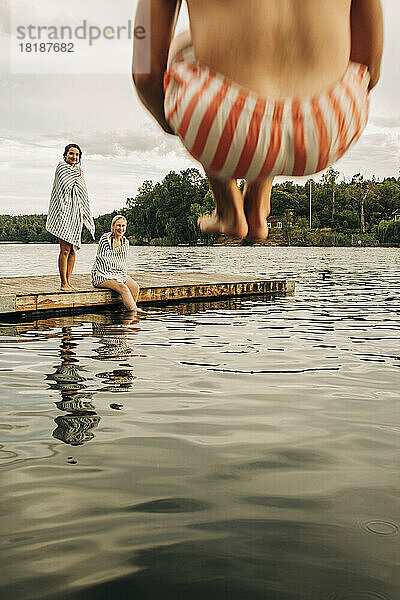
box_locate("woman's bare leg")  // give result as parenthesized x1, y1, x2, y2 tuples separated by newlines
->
(59, 240, 74, 291)
(243, 177, 274, 240)
(125, 277, 144, 312)
(124, 277, 140, 302)
(198, 174, 249, 239)
(98, 279, 137, 311)
(66, 247, 77, 290)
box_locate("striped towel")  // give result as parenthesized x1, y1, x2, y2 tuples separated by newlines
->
(91, 232, 129, 287)
(46, 161, 95, 249)
(164, 47, 370, 181)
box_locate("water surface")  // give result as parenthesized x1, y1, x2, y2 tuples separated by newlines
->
(0, 246, 399, 599)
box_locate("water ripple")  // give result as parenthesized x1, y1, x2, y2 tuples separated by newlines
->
(361, 520, 399, 536)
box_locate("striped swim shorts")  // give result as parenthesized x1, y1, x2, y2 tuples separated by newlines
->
(164, 46, 370, 181)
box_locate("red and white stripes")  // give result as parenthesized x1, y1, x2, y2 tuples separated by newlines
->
(164, 47, 370, 181)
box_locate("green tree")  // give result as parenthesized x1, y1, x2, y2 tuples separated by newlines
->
(377, 219, 400, 244)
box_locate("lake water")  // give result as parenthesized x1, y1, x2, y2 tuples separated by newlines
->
(0, 245, 399, 600)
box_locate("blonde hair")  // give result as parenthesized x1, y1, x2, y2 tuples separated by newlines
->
(111, 214, 127, 229)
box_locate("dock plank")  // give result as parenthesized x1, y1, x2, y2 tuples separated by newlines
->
(0, 273, 295, 315)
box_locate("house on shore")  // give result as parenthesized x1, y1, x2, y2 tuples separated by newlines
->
(267, 210, 295, 229)
(267, 216, 283, 229)
(392, 209, 400, 222)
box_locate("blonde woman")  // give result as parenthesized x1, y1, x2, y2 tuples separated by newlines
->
(91, 216, 140, 311)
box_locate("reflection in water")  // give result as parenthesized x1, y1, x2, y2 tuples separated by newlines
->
(91, 318, 139, 397)
(55, 393, 96, 414)
(44, 318, 141, 444)
(162, 296, 261, 315)
(46, 326, 100, 446)
(92, 319, 140, 360)
(96, 369, 135, 393)
(53, 413, 100, 446)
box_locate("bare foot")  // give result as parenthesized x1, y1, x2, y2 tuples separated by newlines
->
(244, 178, 273, 240)
(125, 309, 141, 321)
(199, 175, 248, 239)
(60, 284, 76, 292)
(127, 306, 144, 314)
(198, 211, 248, 238)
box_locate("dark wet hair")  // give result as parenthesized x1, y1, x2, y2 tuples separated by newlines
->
(63, 143, 82, 162)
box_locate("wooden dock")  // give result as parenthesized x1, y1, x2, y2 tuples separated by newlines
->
(0, 273, 295, 316)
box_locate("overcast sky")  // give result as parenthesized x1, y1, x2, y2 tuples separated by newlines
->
(1, 0, 399, 216)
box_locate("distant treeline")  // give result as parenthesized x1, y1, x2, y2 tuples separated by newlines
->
(1, 167, 399, 245)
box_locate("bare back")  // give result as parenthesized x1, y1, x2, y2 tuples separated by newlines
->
(186, 0, 352, 98)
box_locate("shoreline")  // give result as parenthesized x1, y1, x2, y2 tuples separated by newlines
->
(0, 241, 398, 248)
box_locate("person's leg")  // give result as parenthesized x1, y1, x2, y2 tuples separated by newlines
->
(98, 279, 137, 311)
(243, 177, 274, 240)
(124, 277, 140, 302)
(124, 277, 144, 312)
(167, 32, 264, 241)
(167, 33, 246, 240)
(58, 240, 73, 291)
(198, 173, 249, 239)
(66, 246, 77, 290)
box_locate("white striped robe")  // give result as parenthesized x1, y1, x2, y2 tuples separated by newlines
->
(46, 161, 95, 249)
(164, 47, 370, 181)
(91, 233, 129, 287)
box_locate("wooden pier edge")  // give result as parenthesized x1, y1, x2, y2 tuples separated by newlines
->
(0, 273, 295, 316)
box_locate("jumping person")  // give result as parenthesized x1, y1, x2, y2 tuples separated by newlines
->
(133, 0, 383, 240)
(46, 144, 95, 291)
(91, 215, 141, 312)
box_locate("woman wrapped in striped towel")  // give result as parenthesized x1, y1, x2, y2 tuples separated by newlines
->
(92, 216, 141, 312)
(133, 0, 383, 240)
(46, 144, 95, 291)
